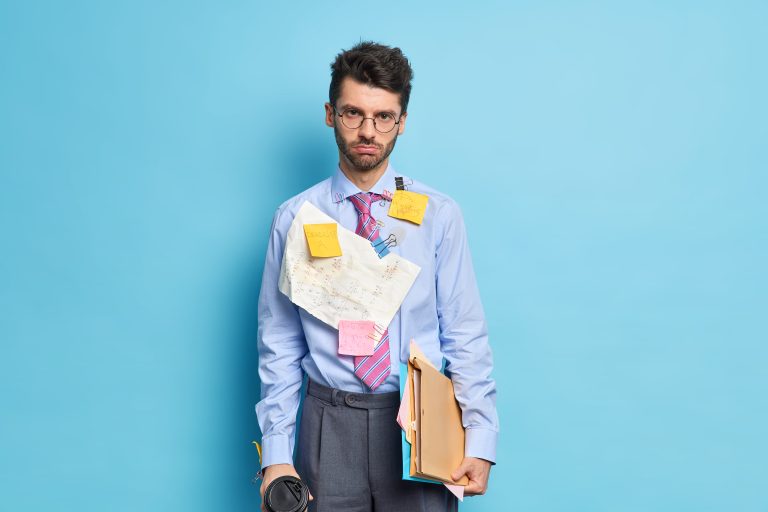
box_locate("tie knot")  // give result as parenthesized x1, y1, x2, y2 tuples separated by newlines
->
(348, 192, 382, 215)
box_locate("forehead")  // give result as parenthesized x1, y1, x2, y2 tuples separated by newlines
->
(338, 77, 401, 112)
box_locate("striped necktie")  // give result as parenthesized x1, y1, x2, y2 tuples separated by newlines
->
(346, 192, 392, 390)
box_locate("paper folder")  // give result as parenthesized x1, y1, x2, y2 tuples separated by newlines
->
(399, 363, 437, 485)
(407, 355, 469, 486)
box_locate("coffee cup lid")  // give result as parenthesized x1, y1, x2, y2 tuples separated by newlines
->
(264, 475, 309, 512)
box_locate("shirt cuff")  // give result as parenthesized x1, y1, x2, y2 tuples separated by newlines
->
(464, 427, 498, 464)
(260, 433, 294, 469)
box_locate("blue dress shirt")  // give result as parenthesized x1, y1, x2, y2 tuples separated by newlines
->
(256, 163, 499, 468)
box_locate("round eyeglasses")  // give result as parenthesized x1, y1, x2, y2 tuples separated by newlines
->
(333, 106, 403, 133)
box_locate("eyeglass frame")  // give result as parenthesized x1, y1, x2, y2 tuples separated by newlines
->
(332, 105, 405, 134)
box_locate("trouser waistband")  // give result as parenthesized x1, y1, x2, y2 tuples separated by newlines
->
(307, 379, 400, 409)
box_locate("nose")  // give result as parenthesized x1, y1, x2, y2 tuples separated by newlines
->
(358, 117, 377, 139)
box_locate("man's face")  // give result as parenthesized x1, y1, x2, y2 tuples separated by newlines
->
(325, 77, 407, 173)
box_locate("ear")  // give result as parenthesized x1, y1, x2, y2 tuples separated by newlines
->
(397, 112, 408, 135)
(325, 103, 334, 127)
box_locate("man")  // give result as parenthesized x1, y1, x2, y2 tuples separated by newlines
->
(256, 42, 498, 511)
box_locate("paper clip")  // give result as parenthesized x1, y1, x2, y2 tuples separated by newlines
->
(367, 323, 388, 346)
(371, 234, 396, 258)
(371, 242, 390, 258)
(371, 233, 396, 258)
(373, 233, 397, 250)
(394, 177, 414, 191)
(381, 233, 397, 250)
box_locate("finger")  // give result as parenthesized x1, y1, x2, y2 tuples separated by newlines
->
(464, 479, 485, 496)
(301, 477, 313, 501)
(451, 461, 470, 482)
(260, 481, 268, 510)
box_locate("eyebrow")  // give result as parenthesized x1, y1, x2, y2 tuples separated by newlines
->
(339, 104, 399, 116)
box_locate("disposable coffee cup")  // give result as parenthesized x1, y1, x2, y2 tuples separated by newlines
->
(263, 475, 309, 512)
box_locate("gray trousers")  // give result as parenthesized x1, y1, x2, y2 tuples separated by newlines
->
(296, 380, 459, 512)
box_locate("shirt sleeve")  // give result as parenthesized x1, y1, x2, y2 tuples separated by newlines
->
(255, 206, 308, 469)
(435, 200, 499, 464)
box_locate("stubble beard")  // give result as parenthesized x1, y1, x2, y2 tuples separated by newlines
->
(334, 123, 398, 173)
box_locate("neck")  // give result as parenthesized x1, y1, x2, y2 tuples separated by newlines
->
(338, 155, 389, 192)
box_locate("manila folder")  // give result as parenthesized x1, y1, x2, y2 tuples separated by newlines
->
(412, 357, 468, 485)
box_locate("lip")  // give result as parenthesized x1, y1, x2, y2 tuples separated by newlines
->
(353, 145, 378, 154)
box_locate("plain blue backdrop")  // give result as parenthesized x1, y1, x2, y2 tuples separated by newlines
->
(1, 1, 766, 510)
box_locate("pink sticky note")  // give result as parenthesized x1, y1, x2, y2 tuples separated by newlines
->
(444, 483, 465, 501)
(338, 320, 376, 356)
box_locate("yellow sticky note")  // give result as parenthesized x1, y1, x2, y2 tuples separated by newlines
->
(303, 223, 342, 257)
(388, 190, 428, 225)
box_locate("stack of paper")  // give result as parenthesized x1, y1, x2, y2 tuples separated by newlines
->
(397, 340, 467, 500)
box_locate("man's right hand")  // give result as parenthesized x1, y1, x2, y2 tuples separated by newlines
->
(260, 463, 314, 512)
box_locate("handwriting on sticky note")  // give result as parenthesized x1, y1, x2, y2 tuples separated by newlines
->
(338, 320, 376, 355)
(303, 223, 342, 257)
(388, 190, 428, 225)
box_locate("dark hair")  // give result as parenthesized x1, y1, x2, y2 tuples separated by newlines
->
(329, 41, 414, 114)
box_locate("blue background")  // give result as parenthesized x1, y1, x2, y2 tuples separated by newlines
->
(1, 1, 766, 510)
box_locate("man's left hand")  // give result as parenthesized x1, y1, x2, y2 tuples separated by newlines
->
(451, 456, 492, 496)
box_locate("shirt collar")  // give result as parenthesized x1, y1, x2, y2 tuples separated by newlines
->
(330, 162, 399, 203)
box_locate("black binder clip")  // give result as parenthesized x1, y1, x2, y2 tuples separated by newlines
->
(395, 176, 405, 191)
